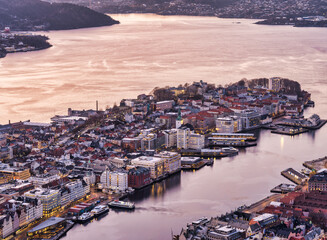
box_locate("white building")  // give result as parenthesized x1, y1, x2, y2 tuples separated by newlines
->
(100, 170, 128, 191)
(268, 77, 281, 92)
(163, 129, 177, 148)
(29, 174, 60, 187)
(60, 180, 87, 207)
(156, 151, 181, 174)
(177, 126, 205, 150)
(216, 116, 242, 133)
(131, 156, 164, 179)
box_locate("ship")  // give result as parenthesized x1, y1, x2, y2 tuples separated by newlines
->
(91, 205, 109, 217)
(108, 200, 135, 210)
(74, 212, 94, 223)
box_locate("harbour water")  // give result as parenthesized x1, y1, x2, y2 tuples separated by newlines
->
(0, 14, 326, 240)
(0, 14, 326, 124)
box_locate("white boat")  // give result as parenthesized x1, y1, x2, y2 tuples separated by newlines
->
(108, 200, 135, 210)
(75, 212, 94, 223)
(91, 205, 109, 217)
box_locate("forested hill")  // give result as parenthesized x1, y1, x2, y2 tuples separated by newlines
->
(0, 0, 119, 31)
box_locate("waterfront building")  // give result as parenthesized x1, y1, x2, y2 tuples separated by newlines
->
(235, 110, 261, 130)
(308, 171, 327, 192)
(156, 151, 181, 174)
(131, 156, 164, 180)
(60, 180, 88, 207)
(128, 167, 151, 189)
(24, 188, 61, 216)
(208, 225, 242, 240)
(177, 125, 205, 150)
(100, 169, 128, 191)
(27, 217, 67, 239)
(216, 116, 242, 133)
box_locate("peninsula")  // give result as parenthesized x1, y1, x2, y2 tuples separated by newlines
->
(0, 77, 325, 239)
(0, 0, 119, 31)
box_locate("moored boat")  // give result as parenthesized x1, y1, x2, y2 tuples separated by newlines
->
(74, 212, 94, 223)
(91, 205, 109, 217)
(108, 200, 135, 210)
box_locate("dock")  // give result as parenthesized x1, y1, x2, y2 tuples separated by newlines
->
(281, 168, 307, 185)
(270, 183, 298, 193)
(271, 126, 308, 136)
(303, 156, 327, 171)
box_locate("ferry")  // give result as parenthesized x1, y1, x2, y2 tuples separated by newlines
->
(74, 212, 94, 223)
(221, 147, 239, 154)
(91, 205, 109, 217)
(108, 200, 135, 210)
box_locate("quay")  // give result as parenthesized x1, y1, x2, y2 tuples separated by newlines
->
(270, 183, 298, 193)
(281, 168, 307, 185)
(303, 156, 327, 171)
(271, 126, 308, 136)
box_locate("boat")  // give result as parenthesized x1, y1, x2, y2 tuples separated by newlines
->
(74, 212, 94, 223)
(91, 205, 109, 217)
(221, 147, 239, 154)
(108, 200, 135, 210)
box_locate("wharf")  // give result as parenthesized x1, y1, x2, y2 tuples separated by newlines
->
(303, 156, 327, 171)
(270, 183, 298, 193)
(271, 126, 308, 136)
(305, 119, 327, 130)
(181, 159, 207, 170)
(281, 168, 307, 185)
(50, 221, 75, 240)
(243, 194, 282, 214)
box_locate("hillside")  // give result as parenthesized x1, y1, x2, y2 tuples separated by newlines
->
(0, 0, 119, 31)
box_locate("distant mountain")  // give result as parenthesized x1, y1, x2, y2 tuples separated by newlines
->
(0, 0, 119, 31)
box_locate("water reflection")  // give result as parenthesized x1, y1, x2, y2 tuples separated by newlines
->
(128, 172, 181, 202)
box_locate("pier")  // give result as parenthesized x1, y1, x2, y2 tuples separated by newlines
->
(303, 156, 327, 171)
(281, 168, 307, 185)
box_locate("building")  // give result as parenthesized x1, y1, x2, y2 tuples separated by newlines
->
(308, 171, 327, 192)
(208, 225, 241, 240)
(0, 167, 30, 181)
(177, 125, 205, 150)
(163, 129, 177, 148)
(155, 100, 174, 111)
(128, 167, 151, 189)
(131, 156, 164, 180)
(7, 197, 43, 227)
(268, 77, 281, 92)
(216, 116, 242, 133)
(100, 169, 128, 191)
(60, 180, 88, 207)
(24, 188, 61, 217)
(27, 217, 68, 239)
(29, 174, 60, 187)
(188, 133, 205, 150)
(156, 151, 181, 174)
(235, 110, 261, 130)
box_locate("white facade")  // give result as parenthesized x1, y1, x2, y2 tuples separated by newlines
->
(177, 127, 204, 150)
(156, 151, 181, 174)
(216, 116, 242, 133)
(163, 129, 177, 148)
(188, 133, 205, 150)
(100, 170, 128, 191)
(29, 174, 60, 186)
